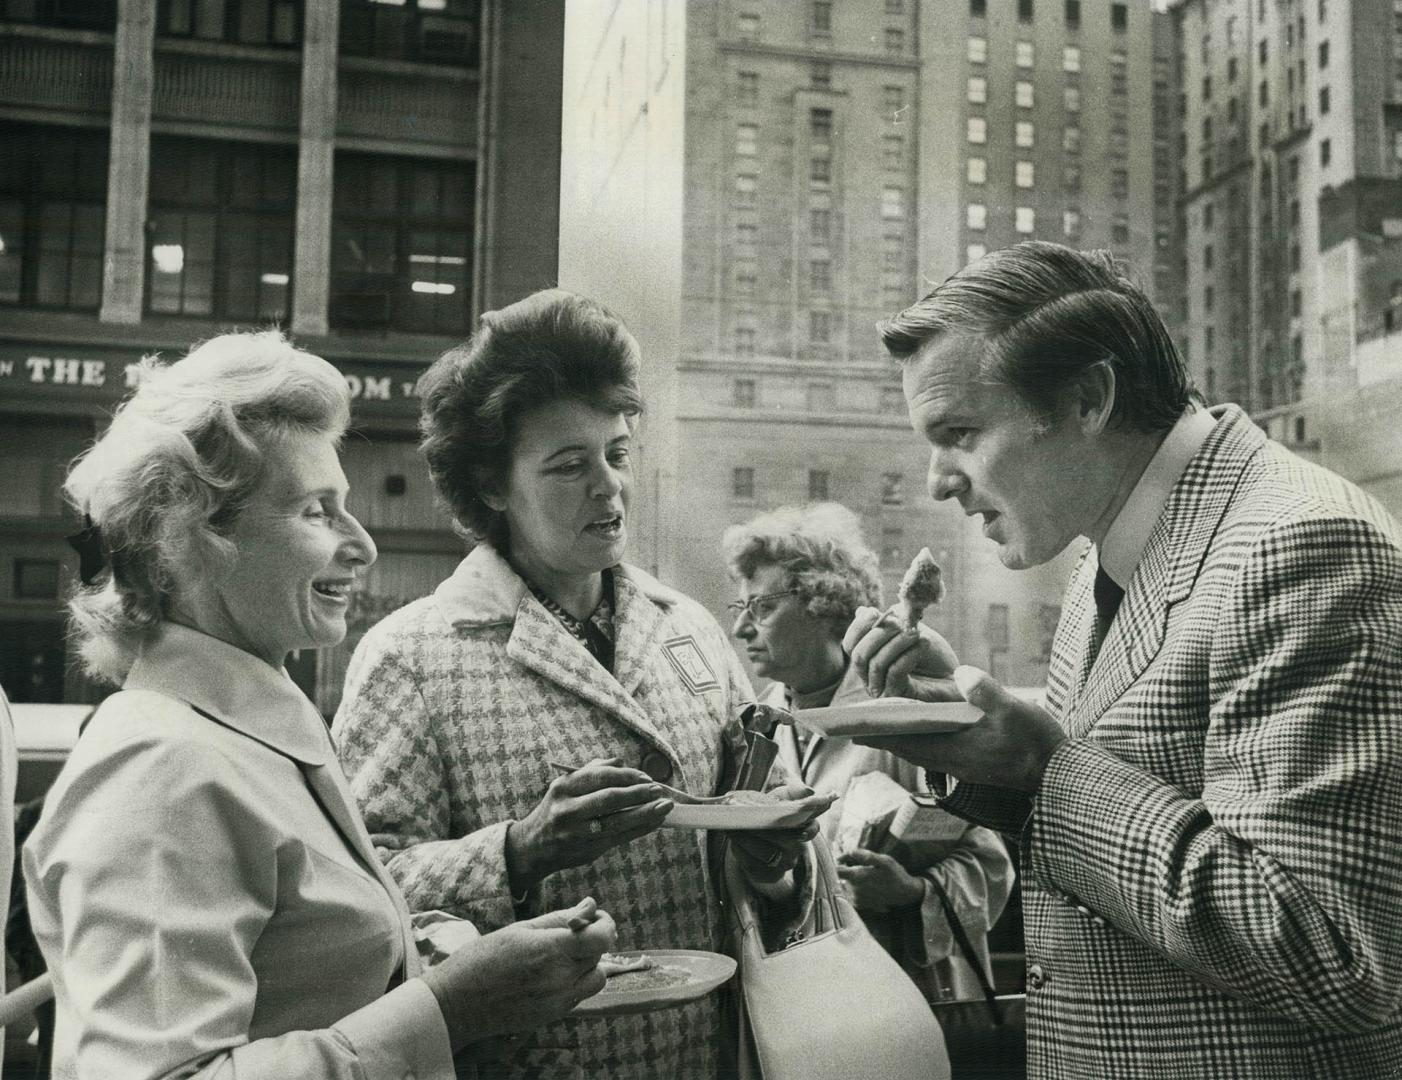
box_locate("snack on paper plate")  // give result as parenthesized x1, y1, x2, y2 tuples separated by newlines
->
(598, 952, 656, 977)
(897, 547, 944, 629)
(599, 953, 692, 991)
(574, 950, 738, 1016)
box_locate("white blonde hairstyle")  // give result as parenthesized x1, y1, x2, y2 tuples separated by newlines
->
(722, 502, 883, 624)
(63, 330, 351, 683)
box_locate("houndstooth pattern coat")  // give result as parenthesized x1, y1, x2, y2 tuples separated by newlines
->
(1017, 405, 1402, 1077)
(334, 544, 755, 1080)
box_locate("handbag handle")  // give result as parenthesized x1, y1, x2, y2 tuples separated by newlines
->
(725, 837, 847, 961)
(926, 875, 1003, 1026)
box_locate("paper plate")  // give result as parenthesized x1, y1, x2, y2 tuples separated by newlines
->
(572, 950, 736, 1017)
(796, 698, 984, 738)
(661, 796, 829, 831)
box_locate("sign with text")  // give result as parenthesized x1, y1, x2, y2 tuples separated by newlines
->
(0, 342, 431, 419)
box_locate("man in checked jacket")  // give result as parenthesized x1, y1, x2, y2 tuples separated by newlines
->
(844, 241, 1402, 1078)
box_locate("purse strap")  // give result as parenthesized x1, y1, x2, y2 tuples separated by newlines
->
(926, 875, 1004, 1026)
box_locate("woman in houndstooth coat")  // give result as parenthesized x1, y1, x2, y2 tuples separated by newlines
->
(334, 290, 823, 1080)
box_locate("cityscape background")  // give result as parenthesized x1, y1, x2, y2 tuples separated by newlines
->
(1, 0, 1399, 715)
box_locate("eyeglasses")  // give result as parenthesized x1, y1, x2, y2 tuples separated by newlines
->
(726, 589, 800, 624)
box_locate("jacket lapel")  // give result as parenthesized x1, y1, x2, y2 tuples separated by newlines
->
(1065, 406, 1262, 738)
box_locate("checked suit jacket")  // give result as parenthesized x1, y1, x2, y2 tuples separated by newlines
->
(1013, 405, 1402, 1078)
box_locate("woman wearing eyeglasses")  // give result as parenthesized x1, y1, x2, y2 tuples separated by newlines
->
(725, 502, 1013, 1004)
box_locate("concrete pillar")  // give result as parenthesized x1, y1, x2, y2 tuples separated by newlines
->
(99, 0, 156, 324)
(291, 0, 340, 337)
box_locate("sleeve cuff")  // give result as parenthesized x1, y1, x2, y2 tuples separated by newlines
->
(333, 977, 456, 1080)
(937, 781, 1034, 836)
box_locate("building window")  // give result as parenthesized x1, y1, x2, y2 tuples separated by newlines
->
(883, 85, 906, 116)
(149, 136, 296, 322)
(1110, 126, 1128, 157)
(733, 379, 756, 408)
(1016, 121, 1035, 147)
(970, 0, 986, 17)
(811, 109, 834, 144)
(880, 526, 904, 568)
(1016, 40, 1035, 67)
(1063, 207, 1081, 238)
(881, 186, 904, 219)
(330, 152, 471, 334)
(968, 77, 988, 104)
(1319, 86, 1330, 115)
(1111, 214, 1130, 244)
(1227, 56, 1238, 83)
(1065, 0, 1080, 28)
(812, 0, 831, 32)
(161, 0, 303, 45)
(1111, 2, 1127, 31)
(1017, 0, 1033, 23)
(1203, 75, 1212, 101)
(966, 243, 987, 264)
(810, 208, 831, 242)
(1064, 86, 1081, 112)
(340, 0, 476, 64)
(881, 472, 905, 505)
(1291, 289, 1302, 317)
(734, 174, 757, 205)
(882, 135, 904, 169)
(1259, 38, 1268, 64)
(808, 382, 837, 411)
(1063, 163, 1081, 191)
(810, 259, 831, 292)
(1111, 167, 1129, 197)
(967, 117, 988, 144)
(967, 203, 987, 230)
(1016, 207, 1035, 234)
(1063, 125, 1081, 153)
(1320, 138, 1331, 167)
(1204, 239, 1214, 265)
(1016, 81, 1035, 108)
(735, 326, 756, 356)
(967, 157, 987, 184)
(810, 156, 831, 184)
(735, 220, 758, 253)
(881, 385, 906, 412)
(810, 310, 832, 343)
(1063, 45, 1081, 72)
(811, 60, 832, 88)
(737, 71, 759, 105)
(734, 262, 757, 293)
(1318, 40, 1329, 68)
(736, 124, 758, 158)
(733, 467, 755, 500)
(13, 558, 61, 601)
(737, 10, 759, 38)
(886, 0, 905, 11)
(808, 470, 831, 500)
(0, 123, 107, 311)
(883, 230, 905, 271)
(1016, 160, 1035, 188)
(885, 28, 905, 52)
(3, 0, 114, 29)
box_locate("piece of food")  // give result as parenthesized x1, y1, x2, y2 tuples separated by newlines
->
(598, 952, 656, 977)
(659, 786, 781, 806)
(896, 547, 944, 629)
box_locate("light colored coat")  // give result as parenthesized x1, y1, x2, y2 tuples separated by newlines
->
(1020, 406, 1402, 1077)
(762, 678, 1013, 1003)
(23, 623, 454, 1080)
(335, 545, 755, 1080)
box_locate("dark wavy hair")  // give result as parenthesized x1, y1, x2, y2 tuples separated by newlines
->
(878, 242, 1196, 433)
(418, 288, 644, 551)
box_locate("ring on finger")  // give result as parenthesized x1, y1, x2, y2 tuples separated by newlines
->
(587, 818, 604, 836)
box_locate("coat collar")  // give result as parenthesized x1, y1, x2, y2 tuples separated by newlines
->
(1064, 405, 1263, 736)
(435, 543, 687, 754)
(124, 622, 330, 766)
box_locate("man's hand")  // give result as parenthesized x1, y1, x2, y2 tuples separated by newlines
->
(842, 606, 961, 700)
(857, 666, 1066, 794)
(835, 848, 925, 913)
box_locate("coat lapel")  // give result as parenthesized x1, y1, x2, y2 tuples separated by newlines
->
(1065, 406, 1262, 739)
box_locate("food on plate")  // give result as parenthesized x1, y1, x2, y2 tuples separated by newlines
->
(660, 786, 782, 806)
(896, 547, 944, 629)
(598, 953, 692, 992)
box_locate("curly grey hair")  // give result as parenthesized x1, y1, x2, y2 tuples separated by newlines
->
(63, 330, 351, 683)
(722, 502, 883, 626)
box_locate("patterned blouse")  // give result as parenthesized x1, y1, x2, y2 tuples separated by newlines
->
(524, 567, 617, 672)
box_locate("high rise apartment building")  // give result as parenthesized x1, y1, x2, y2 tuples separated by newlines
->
(1173, 0, 1402, 414)
(560, 0, 1168, 688)
(0, 0, 565, 710)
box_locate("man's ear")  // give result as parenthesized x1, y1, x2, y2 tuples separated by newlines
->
(1073, 359, 1117, 437)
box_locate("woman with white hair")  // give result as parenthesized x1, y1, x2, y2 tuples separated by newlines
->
(723, 502, 1014, 1002)
(23, 331, 616, 1080)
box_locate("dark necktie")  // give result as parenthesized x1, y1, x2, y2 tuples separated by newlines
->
(1093, 565, 1125, 655)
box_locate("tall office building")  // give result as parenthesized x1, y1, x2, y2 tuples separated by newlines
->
(1173, 0, 1402, 414)
(0, 0, 564, 710)
(560, 0, 1168, 688)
